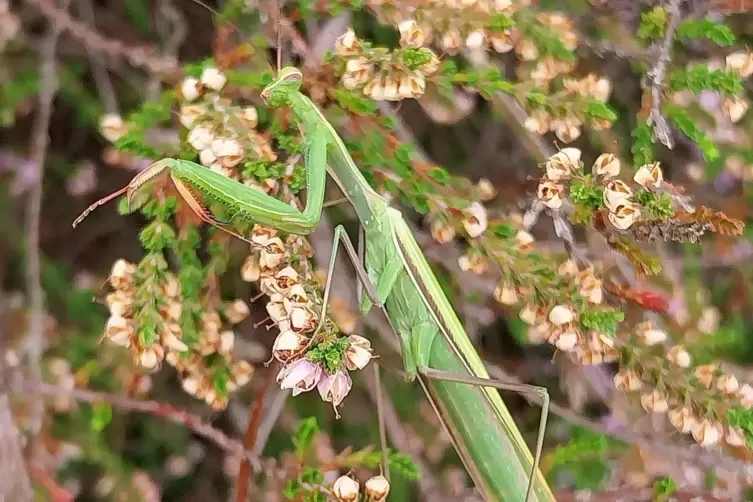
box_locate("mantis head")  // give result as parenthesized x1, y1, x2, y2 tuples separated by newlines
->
(261, 66, 303, 107)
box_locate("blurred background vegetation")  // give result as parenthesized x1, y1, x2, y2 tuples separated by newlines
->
(3, 0, 753, 501)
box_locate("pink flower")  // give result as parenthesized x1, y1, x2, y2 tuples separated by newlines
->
(277, 359, 323, 396)
(317, 370, 353, 417)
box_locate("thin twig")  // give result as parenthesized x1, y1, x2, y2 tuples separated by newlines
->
(234, 370, 275, 502)
(27, 0, 181, 80)
(15, 379, 263, 470)
(22, 0, 72, 438)
(74, 0, 118, 113)
(0, 395, 33, 502)
(646, 0, 685, 150)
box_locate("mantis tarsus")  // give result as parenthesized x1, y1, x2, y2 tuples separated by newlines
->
(73, 67, 555, 502)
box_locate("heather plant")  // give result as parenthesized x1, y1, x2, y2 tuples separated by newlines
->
(2, 0, 753, 500)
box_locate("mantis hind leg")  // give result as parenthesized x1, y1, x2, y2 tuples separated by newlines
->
(417, 366, 549, 502)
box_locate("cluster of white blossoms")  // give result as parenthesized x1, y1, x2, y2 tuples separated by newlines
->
(536, 147, 667, 231)
(240, 225, 374, 417)
(331, 473, 390, 502)
(722, 51, 753, 123)
(524, 73, 614, 143)
(614, 361, 753, 449)
(103, 258, 253, 409)
(335, 25, 440, 101)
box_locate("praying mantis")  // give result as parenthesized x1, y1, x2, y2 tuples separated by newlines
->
(73, 54, 555, 502)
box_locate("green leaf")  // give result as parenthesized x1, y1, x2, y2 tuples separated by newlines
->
(579, 310, 625, 336)
(653, 477, 679, 501)
(293, 417, 319, 459)
(388, 452, 421, 480)
(637, 7, 668, 40)
(91, 402, 113, 432)
(676, 18, 735, 46)
(631, 122, 654, 167)
(665, 103, 719, 161)
(583, 102, 617, 121)
(490, 223, 515, 239)
(668, 65, 743, 96)
(124, 0, 152, 34)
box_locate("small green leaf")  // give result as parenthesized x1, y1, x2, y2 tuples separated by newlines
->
(293, 417, 319, 459)
(388, 452, 421, 480)
(637, 7, 668, 40)
(583, 102, 617, 121)
(91, 402, 113, 431)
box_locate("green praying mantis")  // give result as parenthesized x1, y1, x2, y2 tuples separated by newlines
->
(73, 67, 555, 502)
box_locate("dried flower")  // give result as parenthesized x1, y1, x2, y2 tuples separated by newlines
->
(398, 19, 425, 48)
(694, 364, 717, 389)
(317, 370, 353, 414)
(364, 475, 390, 501)
(180, 77, 201, 101)
(716, 374, 740, 395)
(668, 407, 696, 434)
(603, 180, 634, 212)
(667, 345, 691, 368)
(333, 475, 360, 502)
(613, 370, 643, 391)
(723, 95, 748, 123)
(546, 148, 581, 180)
(636, 323, 668, 346)
(345, 335, 372, 371)
(462, 202, 488, 238)
(494, 283, 519, 305)
(99, 114, 128, 144)
(519, 303, 538, 325)
(179, 104, 206, 128)
(548, 305, 575, 326)
(188, 125, 215, 151)
(739, 383, 753, 408)
(692, 419, 721, 447)
(725, 426, 746, 447)
(592, 153, 620, 178)
(608, 203, 641, 230)
(277, 358, 323, 396)
(430, 219, 456, 244)
(726, 51, 753, 78)
(537, 180, 564, 210)
(552, 330, 578, 351)
(335, 28, 360, 56)
(633, 162, 663, 190)
(640, 390, 668, 413)
(514, 229, 534, 250)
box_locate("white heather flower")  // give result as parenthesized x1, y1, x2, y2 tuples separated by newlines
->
(726, 51, 753, 78)
(181, 77, 201, 101)
(465, 29, 486, 50)
(716, 374, 740, 395)
(462, 202, 488, 238)
(637, 324, 668, 346)
(365, 475, 390, 501)
(140, 348, 160, 370)
(211, 138, 244, 167)
(441, 27, 463, 54)
(239, 106, 258, 128)
(364, 77, 386, 101)
(179, 104, 206, 128)
(590, 76, 612, 103)
(692, 419, 721, 447)
(516, 38, 538, 61)
(558, 259, 579, 277)
(514, 229, 535, 251)
(667, 345, 691, 368)
(382, 77, 400, 101)
(200, 67, 227, 91)
(345, 335, 372, 371)
(694, 364, 717, 389)
(277, 358, 323, 396)
(490, 30, 515, 53)
(554, 118, 581, 144)
(199, 148, 216, 167)
(225, 299, 250, 324)
(633, 162, 663, 190)
(430, 219, 456, 244)
(548, 305, 575, 325)
(591, 153, 620, 178)
(739, 383, 753, 408)
(219, 330, 235, 353)
(332, 475, 359, 502)
(546, 148, 581, 180)
(99, 114, 128, 143)
(723, 95, 748, 123)
(603, 180, 634, 212)
(188, 125, 215, 151)
(317, 370, 353, 410)
(524, 111, 549, 135)
(519, 303, 538, 325)
(537, 180, 564, 210)
(668, 407, 696, 434)
(607, 203, 641, 230)
(272, 330, 308, 363)
(613, 370, 643, 392)
(398, 75, 426, 99)
(494, 283, 519, 305)
(640, 390, 668, 413)
(553, 330, 578, 351)
(398, 19, 425, 48)
(726, 426, 746, 447)
(335, 28, 360, 56)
